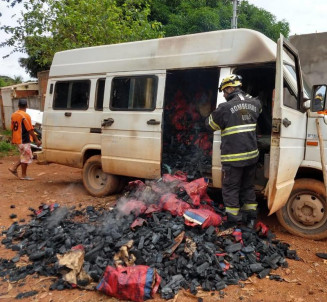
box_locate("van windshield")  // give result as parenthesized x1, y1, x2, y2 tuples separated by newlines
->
(285, 64, 311, 99)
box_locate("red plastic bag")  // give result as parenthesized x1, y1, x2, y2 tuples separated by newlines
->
(97, 265, 161, 302)
(118, 199, 147, 216)
(162, 171, 187, 183)
(160, 193, 191, 216)
(255, 221, 269, 236)
(180, 178, 208, 206)
(130, 218, 147, 230)
(127, 180, 146, 191)
(183, 209, 222, 229)
(144, 204, 162, 215)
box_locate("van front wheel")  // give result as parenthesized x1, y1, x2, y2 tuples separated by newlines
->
(276, 178, 327, 240)
(82, 155, 119, 197)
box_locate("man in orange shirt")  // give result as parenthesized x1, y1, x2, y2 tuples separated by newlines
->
(9, 99, 41, 180)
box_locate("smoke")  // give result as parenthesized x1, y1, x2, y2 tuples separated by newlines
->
(98, 177, 187, 239)
(46, 207, 69, 228)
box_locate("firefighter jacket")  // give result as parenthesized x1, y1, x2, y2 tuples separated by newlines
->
(205, 89, 262, 167)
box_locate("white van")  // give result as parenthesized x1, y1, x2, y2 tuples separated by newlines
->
(37, 28, 327, 239)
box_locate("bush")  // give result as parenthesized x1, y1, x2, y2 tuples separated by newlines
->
(0, 141, 15, 152)
(0, 136, 17, 158)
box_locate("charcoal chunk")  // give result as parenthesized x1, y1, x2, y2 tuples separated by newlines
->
(250, 263, 264, 273)
(225, 243, 242, 253)
(29, 251, 46, 261)
(258, 268, 271, 279)
(15, 290, 38, 299)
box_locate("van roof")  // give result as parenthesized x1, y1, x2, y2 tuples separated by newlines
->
(49, 28, 277, 77)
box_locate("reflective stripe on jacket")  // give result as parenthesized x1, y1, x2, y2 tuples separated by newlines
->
(205, 89, 262, 167)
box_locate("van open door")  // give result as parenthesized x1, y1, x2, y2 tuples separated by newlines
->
(268, 35, 307, 215)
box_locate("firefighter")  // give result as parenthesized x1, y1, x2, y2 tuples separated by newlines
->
(312, 93, 324, 112)
(205, 74, 262, 228)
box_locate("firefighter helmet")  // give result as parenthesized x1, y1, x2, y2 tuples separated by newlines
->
(315, 93, 323, 101)
(219, 74, 242, 92)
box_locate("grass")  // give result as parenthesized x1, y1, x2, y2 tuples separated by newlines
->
(0, 128, 18, 158)
(1, 129, 12, 136)
(0, 141, 17, 158)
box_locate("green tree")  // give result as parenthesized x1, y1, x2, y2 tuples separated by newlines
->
(150, 0, 289, 41)
(0, 0, 163, 76)
(0, 75, 22, 87)
(1, 0, 289, 77)
(238, 1, 289, 41)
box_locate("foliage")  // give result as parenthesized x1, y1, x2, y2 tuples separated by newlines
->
(0, 129, 16, 157)
(0, 141, 17, 157)
(0, 0, 163, 76)
(0, 141, 15, 152)
(0, 75, 23, 87)
(0, 129, 12, 136)
(1, 0, 290, 77)
(237, 1, 290, 40)
(150, 0, 232, 36)
(149, 0, 289, 41)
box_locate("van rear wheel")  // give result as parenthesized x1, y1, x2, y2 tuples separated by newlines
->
(82, 155, 119, 197)
(276, 178, 327, 240)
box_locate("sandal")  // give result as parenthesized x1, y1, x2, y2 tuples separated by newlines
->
(20, 176, 34, 181)
(8, 168, 19, 178)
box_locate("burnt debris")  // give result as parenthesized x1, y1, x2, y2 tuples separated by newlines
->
(0, 177, 299, 300)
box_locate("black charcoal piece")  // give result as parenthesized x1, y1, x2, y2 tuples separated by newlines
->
(138, 236, 145, 249)
(250, 263, 264, 273)
(286, 250, 299, 260)
(225, 243, 242, 253)
(196, 262, 210, 274)
(258, 268, 271, 279)
(11, 255, 20, 263)
(205, 226, 215, 236)
(269, 274, 283, 281)
(15, 290, 38, 299)
(29, 251, 46, 261)
(152, 233, 160, 244)
(202, 280, 212, 291)
(241, 246, 255, 253)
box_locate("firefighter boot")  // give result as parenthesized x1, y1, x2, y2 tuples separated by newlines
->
(221, 211, 242, 230)
(242, 210, 257, 229)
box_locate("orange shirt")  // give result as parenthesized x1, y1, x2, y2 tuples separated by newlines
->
(11, 110, 34, 144)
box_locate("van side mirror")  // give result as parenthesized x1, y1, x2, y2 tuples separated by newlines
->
(311, 84, 327, 112)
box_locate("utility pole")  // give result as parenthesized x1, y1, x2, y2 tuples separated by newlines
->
(231, 0, 239, 29)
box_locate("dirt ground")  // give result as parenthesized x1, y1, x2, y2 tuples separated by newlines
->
(0, 155, 327, 302)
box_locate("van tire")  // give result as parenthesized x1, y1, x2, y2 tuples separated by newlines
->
(117, 177, 127, 193)
(276, 178, 327, 240)
(82, 155, 119, 197)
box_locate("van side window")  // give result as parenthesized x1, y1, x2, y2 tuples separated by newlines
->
(283, 82, 299, 110)
(53, 80, 90, 110)
(95, 78, 105, 111)
(110, 76, 157, 110)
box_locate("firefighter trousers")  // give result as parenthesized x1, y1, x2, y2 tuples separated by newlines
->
(222, 163, 257, 223)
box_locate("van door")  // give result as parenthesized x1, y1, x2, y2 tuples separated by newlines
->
(268, 35, 307, 215)
(101, 71, 166, 179)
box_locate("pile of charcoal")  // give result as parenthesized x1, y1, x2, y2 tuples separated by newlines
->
(162, 143, 212, 180)
(0, 177, 299, 300)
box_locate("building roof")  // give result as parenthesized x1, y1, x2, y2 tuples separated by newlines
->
(0, 82, 38, 91)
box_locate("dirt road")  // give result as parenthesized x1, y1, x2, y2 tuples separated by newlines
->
(1, 155, 327, 302)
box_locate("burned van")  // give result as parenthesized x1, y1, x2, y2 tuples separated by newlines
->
(37, 28, 327, 239)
